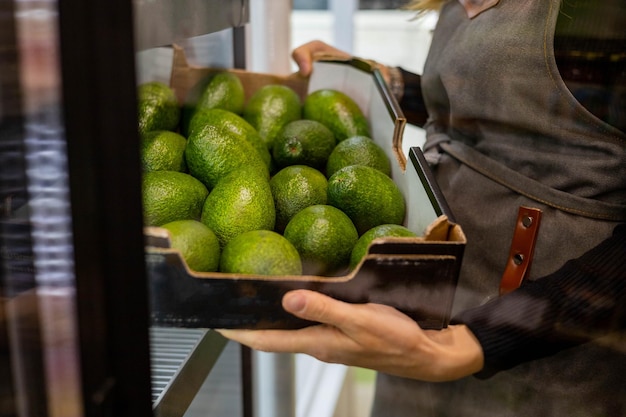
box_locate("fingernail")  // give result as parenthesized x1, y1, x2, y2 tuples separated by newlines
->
(283, 292, 306, 313)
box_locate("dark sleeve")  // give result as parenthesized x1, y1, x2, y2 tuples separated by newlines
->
(397, 67, 429, 127)
(451, 223, 626, 379)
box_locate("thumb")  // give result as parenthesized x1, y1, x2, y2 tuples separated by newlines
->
(282, 290, 350, 326)
(291, 50, 313, 77)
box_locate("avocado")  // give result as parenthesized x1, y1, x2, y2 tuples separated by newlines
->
(303, 89, 370, 142)
(327, 165, 405, 235)
(137, 81, 181, 134)
(189, 108, 272, 171)
(269, 165, 328, 233)
(181, 72, 245, 136)
(283, 204, 358, 276)
(201, 168, 276, 248)
(220, 230, 302, 276)
(185, 122, 269, 190)
(140, 130, 188, 172)
(272, 119, 336, 171)
(349, 224, 417, 269)
(243, 84, 302, 151)
(160, 219, 221, 272)
(141, 170, 209, 227)
(326, 135, 391, 178)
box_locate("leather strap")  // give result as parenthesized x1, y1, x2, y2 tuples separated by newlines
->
(500, 206, 543, 295)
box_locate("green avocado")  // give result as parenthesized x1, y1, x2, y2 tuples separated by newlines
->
(349, 224, 417, 269)
(185, 122, 269, 191)
(188, 108, 273, 171)
(220, 230, 302, 276)
(303, 89, 370, 142)
(181, 72, 245, 136)
(201, 168, 276, 248)
(243, 84, 302, 151)
(137, 81, 181, 134)
(327, 165, 405, 235)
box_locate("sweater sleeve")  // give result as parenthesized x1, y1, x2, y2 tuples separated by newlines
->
(452, 223, 626, 379)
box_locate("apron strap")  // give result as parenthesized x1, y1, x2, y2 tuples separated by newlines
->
(439, 141, 626, 222)
(500, 206, 543, 295)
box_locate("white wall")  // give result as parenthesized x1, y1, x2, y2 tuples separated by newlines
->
(248, 0, 293, 75)
(245, 6, 438, 76)
(290, 9, 438, 75)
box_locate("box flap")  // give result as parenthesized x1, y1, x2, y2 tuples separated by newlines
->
(170, 44, 308, 104)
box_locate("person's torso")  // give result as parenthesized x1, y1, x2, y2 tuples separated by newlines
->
(371, 2, 626, 416)
(421, 0, 626, 204)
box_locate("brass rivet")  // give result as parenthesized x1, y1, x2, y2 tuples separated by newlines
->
(522, 216, 533, 228)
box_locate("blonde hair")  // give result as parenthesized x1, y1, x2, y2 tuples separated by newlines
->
(401, 0, 447, 16)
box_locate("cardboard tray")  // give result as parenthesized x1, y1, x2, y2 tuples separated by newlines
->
(145, 45, 466, 330)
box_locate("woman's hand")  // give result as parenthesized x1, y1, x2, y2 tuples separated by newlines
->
(291, 40, 398, 92)
(291, 40, 351, 77)
(218, 289, 485, 382)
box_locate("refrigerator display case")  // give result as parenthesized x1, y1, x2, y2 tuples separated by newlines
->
(1, 1, 249, 417)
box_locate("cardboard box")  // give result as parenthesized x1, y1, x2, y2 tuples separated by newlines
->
(145, 45, 466, 330)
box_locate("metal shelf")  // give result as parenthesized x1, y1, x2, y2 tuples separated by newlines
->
(150, 327, 228, 417)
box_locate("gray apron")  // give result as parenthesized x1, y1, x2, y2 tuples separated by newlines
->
(371, 1, 626, 416)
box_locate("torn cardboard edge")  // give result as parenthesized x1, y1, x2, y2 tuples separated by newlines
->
(170, 44, 308, 103)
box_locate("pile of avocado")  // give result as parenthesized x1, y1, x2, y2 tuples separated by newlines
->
(138, 73, 415, 277)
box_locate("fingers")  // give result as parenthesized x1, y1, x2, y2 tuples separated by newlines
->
(291, 40, 351, 77)
(291, 43, 314, 77)
(216, 324, 343, 356)
(216, 291, 428, 372)
(283, 290, 415, 337)
(216, 328, 298, 352)
(216, 290, 357, 355)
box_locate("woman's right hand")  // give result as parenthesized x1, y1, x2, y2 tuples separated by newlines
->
(291, 40, 351, 77)
(218, 289, 485, 382)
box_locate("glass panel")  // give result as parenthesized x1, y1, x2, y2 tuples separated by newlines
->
(1, 0, 83, 416)
(134, 3, 249, 417)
